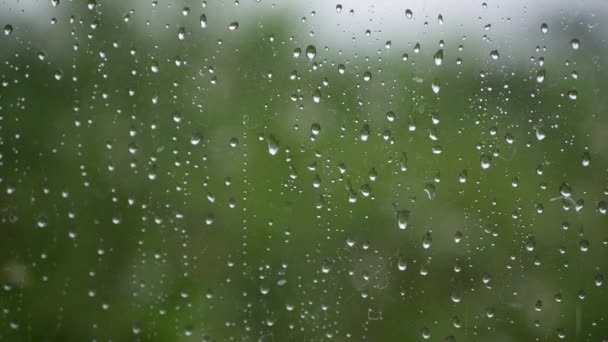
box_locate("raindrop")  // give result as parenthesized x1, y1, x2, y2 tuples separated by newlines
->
(480, 154, 492, 169)
(490, 50, 499, 60)
(536, 70, 545, 83)
(431, 79, 441, 94)
(200, 14, 208, 28)
(541, 23, 548, 33)
(397, 210, 410, 230)
(178, 27, 186, 40)
(190, 132, 203, 145)
(397, 255, 407, 271)
(405, 9, 413, 19)
(266, 135, 279, 156)
(582, 151, 590, 167)
(422, 232, 432, 249)
(312, 89, 321, 103)
(571, 39, 580, 50)
(306, 45, 316, 60)
(434, 49, 443, 66)
(228, 21, 239, 31)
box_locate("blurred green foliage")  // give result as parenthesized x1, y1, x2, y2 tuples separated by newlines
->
(0, 0, 607, 341)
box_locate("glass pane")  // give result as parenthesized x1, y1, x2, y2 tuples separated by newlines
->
(1, 0, 607, 340)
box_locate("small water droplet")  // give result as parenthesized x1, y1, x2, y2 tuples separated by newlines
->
(490, 50, 499, 60)
(228, 21, 239, 31)
(541, 23, 548, 33)
(405, 9, 413, 19)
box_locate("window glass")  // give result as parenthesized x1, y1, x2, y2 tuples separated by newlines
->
(1, 0, 607, 340)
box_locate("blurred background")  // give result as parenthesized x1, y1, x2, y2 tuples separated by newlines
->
(0, 0, 607, 340)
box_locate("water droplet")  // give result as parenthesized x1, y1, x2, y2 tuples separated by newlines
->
(579, 239, 589, 252)
(431, 79, 441, 94)
(536, 70, 545, 83)
(458, 170, 468, 183)
(190, 132, 203, 145)
(312, 89, 321, 103)
(360, 124, 370, 141)
(414, 42, 420, 53)
(567, 90, 577, 100)
(227, 137, 237, 148)
(424, 183, 436, 200)
(178, 27, 186, 40)
(37, 214, 49, 228)
(397, 210, 410, 230)
(335, 4, 342, 13)
(200, 14, 208, 28)
(450, 289, 462, 303)
(582, 151, 591, 167)
(480, 154, 492, 169)
(150, 61, 159, 73)
(525, 236, 536, 252)
(338, 64, 345, 74)
(385, 111, 396, 122)
(311, 123, 321, 137)
(422, 232, 432, 249)
(405, 9, 413, 19)
(87, 0, 97, 10)
(559, 182, 572, 197)
(53, 70, 63, 80)
(490, 50, 499, 60)
(397, 255, 407, 271)
(266, 135, 279, 156)
(541, 23, 548, 33)
(535, 126, 546, 141)
(363, 71, 372, 81)
(321, 259, 331, 274)
(306, 45, 316, 60)
(228, 21, 239, 31)
(420, 327, 430, 339)
(433, 49, 443, 66)
(571, 39, 580, 50)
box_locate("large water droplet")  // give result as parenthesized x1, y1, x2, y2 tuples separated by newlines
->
(397, 210, 410, 230)
(571, 39, 580, 50)
(306, 45, 316, 60)
(434, 49, 443, 66)
(266, 136, 279, 156)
